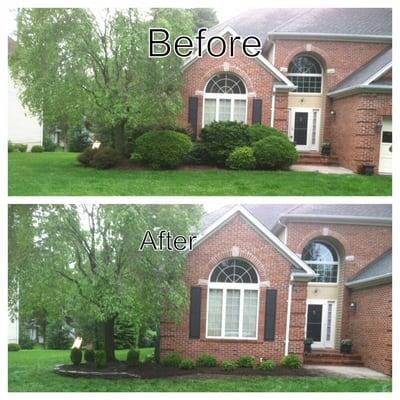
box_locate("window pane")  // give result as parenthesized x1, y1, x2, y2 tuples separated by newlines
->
(311, 110, 318, 145)
(242, 290, 258, 337)
(326, 302, 333, 341)
(219, 99, 231, 121)
(204, 99, 216, 125)
(233, 100, 246, 123)
(308, 263, 338, 283)
(207, 289, 223, 336)
(225, 289, 240, 337)
(303, 242, 338, 262)
(290, 76, 322, 93)
(206, 73, 246, 94)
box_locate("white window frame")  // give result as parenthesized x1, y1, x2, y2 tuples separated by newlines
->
(288, 107, 320, 151)
(287, 55, 323, 95)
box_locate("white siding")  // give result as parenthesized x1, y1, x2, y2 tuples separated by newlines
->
(8, 313, 19, 343)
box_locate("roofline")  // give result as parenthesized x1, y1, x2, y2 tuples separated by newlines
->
(346, 272, 392, 289)
(364, 61, 392, 85)
(328, 84, 392, 98)
(267, 32, 392, 43)
(187, 205, 316, 278)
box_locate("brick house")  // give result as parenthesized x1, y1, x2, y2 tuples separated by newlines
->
(180, 8, 392, 174)
(160, 204, 392, 375)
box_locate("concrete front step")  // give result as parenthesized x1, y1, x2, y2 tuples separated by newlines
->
(305, 351, 364, 366)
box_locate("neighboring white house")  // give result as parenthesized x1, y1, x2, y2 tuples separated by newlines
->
(8, 313, 19, 344)
(8, 37, 43, 150)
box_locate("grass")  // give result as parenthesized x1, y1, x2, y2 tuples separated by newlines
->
(8, 349, 391, 392)
(8, 152, 391, 196)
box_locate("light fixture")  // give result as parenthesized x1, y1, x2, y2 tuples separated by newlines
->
(350, 302, 357, 312)
(375, 119, 383, 133)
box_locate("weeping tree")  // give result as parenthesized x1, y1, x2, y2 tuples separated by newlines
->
(8, 204, 203, 361)
(9, 8, 194, 157)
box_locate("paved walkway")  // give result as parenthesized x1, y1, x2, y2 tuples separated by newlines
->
(291, 164, 354, 174)
(304, 365, 390, 380)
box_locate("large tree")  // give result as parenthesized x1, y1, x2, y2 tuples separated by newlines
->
(9, 9, 194, 157)
(8, 204, 203, 361)
(189, 9, 219, 32)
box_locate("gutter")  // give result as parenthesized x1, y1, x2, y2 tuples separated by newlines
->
(328, 84, 392, 98)
(270, 92, 276, 127)
(284, 280, 293, 356)
(267, 32, 392, 43)
(346, 272, 392, 289)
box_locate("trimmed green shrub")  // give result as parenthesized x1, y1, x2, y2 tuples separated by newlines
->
(249, 124, 284, 143)
(18, 332, 35, 350)
(221, 360, 237, 372)
(77, 146, 98, 166)
(67, 126, 91, 152)
(84, 349, 95, 363)
(135, 130, 192, 169)
(226, 146, 256, 170)
(253, 135, 298, 170)
(281, 354, 302, 369)
(196, 353, 217, 367)
(8, 142, 14, 152)
(43, 133, 57, 152)
(70, 348, 82, 366)
(161, 352, 183, 367)
(8, 343, 21, 352)
(127, 349, 140, 367)
(31, 145, 44, 153)
(179, 358, 196, 370)
(95, 350, 107, 369)
(14, 143, 28, 152)
(91, 147, 119, 169)
(186, 142, 211, 165)
(237, 355, 257, 368)
(258, 359, 277, 370)
(200, 121, 251, 166)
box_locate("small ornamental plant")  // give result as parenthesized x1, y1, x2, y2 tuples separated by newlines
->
(196, 353, 217, 367)
(31, 145, 44, 153)
(281, 354, 302, 369)
(237, 355, 257, 368)
(70, 348, 83, 366)
(179, 359, 196, 370)
(161, 352, 183, 367)
(84, 348, 95, 363)
(221, 360, 237, 372)
(258, 359, 277, 370)
(95, 350, 107, 369)
(8, 343, 21, 352)
(127, 349, 140, 367)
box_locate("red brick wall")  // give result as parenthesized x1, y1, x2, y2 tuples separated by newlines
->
(349, 284, 392, 375)
(160, 214, 307, 362)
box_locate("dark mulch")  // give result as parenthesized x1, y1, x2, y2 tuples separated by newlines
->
(114, 159, 221, 171)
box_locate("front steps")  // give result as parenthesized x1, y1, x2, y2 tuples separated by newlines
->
(298, 151, 340, 166)
(304, 350, 364, 366)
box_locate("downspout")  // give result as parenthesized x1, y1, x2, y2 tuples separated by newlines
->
(270, 89, 276, 127)
(284, 276, 293, 356)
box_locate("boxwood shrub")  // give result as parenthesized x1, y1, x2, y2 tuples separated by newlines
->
(70, 348, 82, 366)
(95, 350, 107, 369)
(127, 349, 140, 367)
(249, 124, 284, 143)
(84, 348, 95, 363)
(226, 146, 256, 170)
(8, 343, 21, 352)
(281, 354, 302, 369)
(221, 360, 237, 372)
(14, 143, 28, 153)
(31, 145, 44, 153)
(161, 352, 183, 367)
(237, 355, 257, 368)
(179, 359, 196, 370)
(258, 359, 277, 370)
(8, 142, 14, 152)
(196, 353, 217, 367)
(77, 146, 98, 166)
(91, 147, 119, 169)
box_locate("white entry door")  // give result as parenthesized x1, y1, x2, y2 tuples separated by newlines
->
(379, 117, 392, 174)
(306, 300, 336, 349)
(289, 108, 320, 151)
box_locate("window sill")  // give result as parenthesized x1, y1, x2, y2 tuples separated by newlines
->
(202, 337, 259, 343)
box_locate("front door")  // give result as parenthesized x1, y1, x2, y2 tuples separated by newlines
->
(379, 117, 392, 174)
(289, 108, 320, 151)
(306, 301, 336, 349)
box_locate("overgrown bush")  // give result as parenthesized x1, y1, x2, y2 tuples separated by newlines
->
(77, 146, 97, 166)
(70, 348, 82, 366)
(237, 355, 257, 368)
(186, 142, 211, 165)
(91, 146, 120, 169)
(200, 121, 250, 166)
(14, 143, 28, 152)
(18, 332, 35, 350)
(226, 146, 256, 170)
(67, 126, 91, 152)
(135, 130, 192, 169)
(138, 329, 157, 348)
(8, 142, 14, 152)
(249, 124, 283, 143)
(161, 352, 183, 367)
(43, 133, 57, 152)
(221, 360, 237, 372)
(8, 343, 21, 352)
(196, 353, 217, 367)
(31, 145, 44, 153)
(179, 359, 196, 370)
(258, 359, 277, 370)
(84, 349, 95, 363)
(253, 135, 298, 170)
(95, 350, 107, 369)
(47, 320, 72, 349)
(127, 349, 140, 367)
(281, 354, 302, 369)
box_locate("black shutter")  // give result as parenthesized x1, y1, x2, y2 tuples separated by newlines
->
(264, 289, 277, 341)
(189, 286, 201, 339)
(252, 98, 262, 124)
(188, 97, 198, 139)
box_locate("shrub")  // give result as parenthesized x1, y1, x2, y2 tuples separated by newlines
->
(127, 349, 140, 367)
(31, 145, 44, 153)
(43, 133, 57, 152)
(179, 359, 196, 370)
(226, 146, 256, 170)
(84, 348, 95, 363)
(70, 348, 83, 366)
(138, 329, 157, 348)
(196, 353, 217, 367)
(221, 360, 237, 372)
(14, 144, 28, 152)
(281, 354, 302, 369)
(47, 320, 72, 349)
(77, 146, 98, 167)
(18, 332, 35, 350)
(253, 135, 298, 170)
(8, 142, 14, 152)
(258, 359, 277, 370)
(95, 350, 107, 369)
(186, 142, 211, 165)
(142, 353, 155, 364)
(91, 146, 120, 169)
(200, 121, 250, 166)
(135, 130, 192, 169)
(161, 352, 183, 367)
(68, 127, 91, 152)
(237, 355, 257, 368)
(8, 343, 21, 352)
(249, 124, 283, 143)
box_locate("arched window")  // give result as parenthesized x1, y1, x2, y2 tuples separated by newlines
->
(288, 55, 323, 93)
(207, 259, 259, 339)
(302, 241, 339, 283)
(203, 73, 247, 126)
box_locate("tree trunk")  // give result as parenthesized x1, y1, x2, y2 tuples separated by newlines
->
(114, 119, 127, 158)
(104, 317, 116, 362)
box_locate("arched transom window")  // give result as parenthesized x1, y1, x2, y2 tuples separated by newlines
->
(288, 55, 323, 93)
(207, 258, 259, 339)
(302, 241, 339, 283)
(203, 73, 247, 126)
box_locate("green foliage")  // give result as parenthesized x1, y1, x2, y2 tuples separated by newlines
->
(196, 353, 217, 367)
(70, 348, 82, 366)
(281, 354, 302, 369)
(42, 133, 57, 152)
(31, 145, 44, 153)
(237, 356, 257, 368)
(200, 121, 251, 166)
(253, 135, 299, 170)
(221, 360, 237, 372)
(161, 352, 183, 367)
(8, 142, 15, 152)
(8, 343, 21, 352)
(186, 142, 212, 165)
(189, 9, 218, 32)
(127, 349, 140, 367)
(249, 124, 284, 143)
(142, 353, 155, 364)
(179, 358, 195, 370)
(258, 359, 277, 370)
(67, 127, 91, 152)
(18, 332, 35, 350)
(84, 349, 95, 363)
(14, 144, 28, 153)
(77, 146, 97, 166)
(47, 320, 72, 349)
(135, 130, 192, 169)
(114, 318, 136, 350)
(91, 147, 120, 169)
(95, 350, 107, 369)
(226, 146, 256, 170)
(138, 329, 157, 348)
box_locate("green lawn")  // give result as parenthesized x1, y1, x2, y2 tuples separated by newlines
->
(8, 349, 391, 392)
(8, 152, 391, 196)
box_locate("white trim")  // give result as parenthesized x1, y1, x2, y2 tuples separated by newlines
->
(268, 32, 392, 43)
(289, 107, 321, 151)
(346, 272, 392, 289)
(270, 93, 276, 127)
(284, 281, 293, 355)
(328, 84, 392, 98)
(364, 62, 392, 85)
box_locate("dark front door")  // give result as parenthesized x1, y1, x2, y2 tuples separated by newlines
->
(294, 112, 308, 145)
(307, 304, 323, 342)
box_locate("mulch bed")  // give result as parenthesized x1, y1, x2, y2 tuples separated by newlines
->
(114, 159, 222, 171)
(55, 361, 319, 380)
